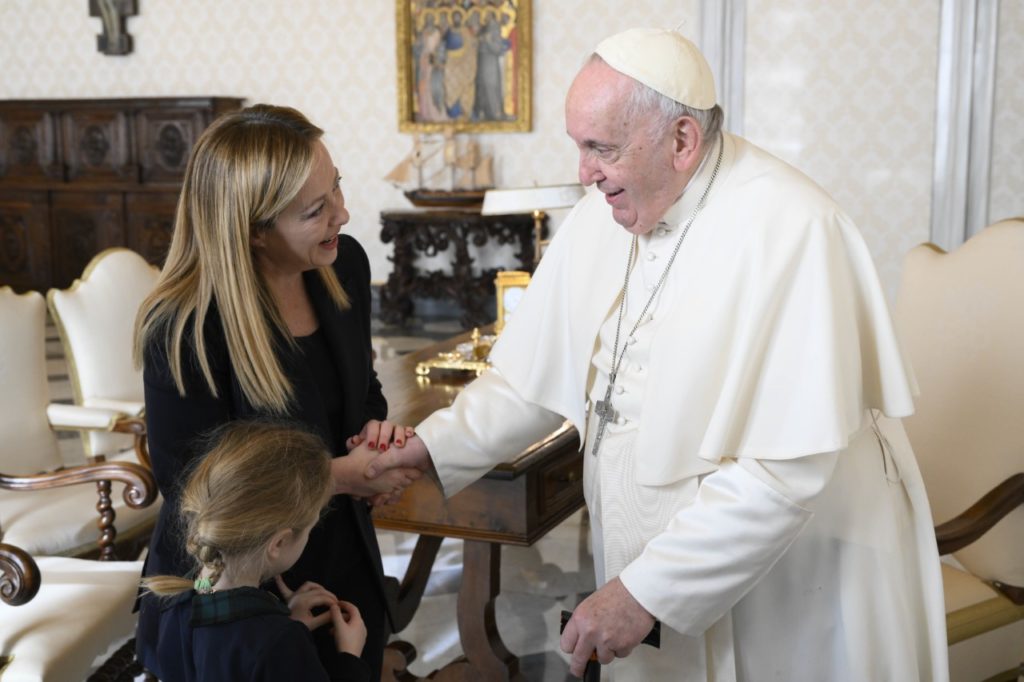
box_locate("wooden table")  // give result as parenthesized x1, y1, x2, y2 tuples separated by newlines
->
(373, 330, 583, 681)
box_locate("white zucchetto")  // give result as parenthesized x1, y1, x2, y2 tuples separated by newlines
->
(594, 28, 717, 110)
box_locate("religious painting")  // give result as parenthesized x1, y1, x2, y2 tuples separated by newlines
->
(396, 0, 532, 133)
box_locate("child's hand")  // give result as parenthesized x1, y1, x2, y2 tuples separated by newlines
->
(275, 576, 338, 631)
(330, 599, 367, 656)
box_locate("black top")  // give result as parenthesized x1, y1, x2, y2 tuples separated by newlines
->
(154, 587, 370, 682)
(137, 236, 390, 680)
(296, 327, 346, 453)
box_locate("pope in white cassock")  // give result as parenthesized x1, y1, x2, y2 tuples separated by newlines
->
(367, 28, 949, 681)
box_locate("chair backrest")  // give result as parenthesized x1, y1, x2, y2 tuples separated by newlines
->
(0, 287, 63, 475)
(895, 218, 1024, 589)
(47, 248, 159, 458)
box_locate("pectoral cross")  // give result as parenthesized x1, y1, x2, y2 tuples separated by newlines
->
(592, 379, 618, 456)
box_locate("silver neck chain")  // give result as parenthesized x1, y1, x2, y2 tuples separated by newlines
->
(607, 136, 724, 384)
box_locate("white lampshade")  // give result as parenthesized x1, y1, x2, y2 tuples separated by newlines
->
(480, 184, 585, 215)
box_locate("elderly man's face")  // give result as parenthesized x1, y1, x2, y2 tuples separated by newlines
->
(565, 60, 680, 235)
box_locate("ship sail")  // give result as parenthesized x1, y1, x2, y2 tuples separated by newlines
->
(385, 133, 494, 207)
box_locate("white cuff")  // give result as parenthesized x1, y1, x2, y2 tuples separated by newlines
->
(418, 368, 565, 497)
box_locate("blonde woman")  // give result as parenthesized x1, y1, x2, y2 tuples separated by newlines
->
(134, 104, 420, 680)
(145, 422, 370, 681)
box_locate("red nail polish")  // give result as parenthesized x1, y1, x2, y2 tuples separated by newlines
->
(379, 443, 387, 451)
(397, 440, 404, 446)
(368, 442, 376, 449)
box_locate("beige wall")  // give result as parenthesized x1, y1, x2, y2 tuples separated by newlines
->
(4, 0, 993, 297)
(0, 0, 697, 282)
(989, 0, 1024, 225)
(745, 0, 939, 294)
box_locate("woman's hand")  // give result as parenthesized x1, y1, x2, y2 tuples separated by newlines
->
(275, 576, 338, 631)
(331, 440, 422, 498)
(330, 599, 367, 656)
(364, 434, 433, 480)
(345, 419, 415, 453)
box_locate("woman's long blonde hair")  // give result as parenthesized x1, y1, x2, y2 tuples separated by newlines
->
(134, 104, 348, 413)
(143, 421, 333, 597)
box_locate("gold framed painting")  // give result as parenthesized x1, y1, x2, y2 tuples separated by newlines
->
(396, 0, 532, 134)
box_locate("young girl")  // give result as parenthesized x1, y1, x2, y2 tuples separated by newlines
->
(144, 421, 370, 682)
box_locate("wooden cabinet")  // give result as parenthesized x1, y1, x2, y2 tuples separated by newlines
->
(0, 97, 242, 291)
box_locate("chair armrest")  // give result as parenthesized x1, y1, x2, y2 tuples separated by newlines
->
(46, 403, 124, 431)
(935, 472, 1024, 556)
(0, 459, 157, 510)
(0, 541, 40, 606)
(47, 404, 152, 470)
(83, 398, 145, 418)
(110, 416, 151, 470)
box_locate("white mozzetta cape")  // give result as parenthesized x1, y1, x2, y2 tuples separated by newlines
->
(489, 133, 917, 484)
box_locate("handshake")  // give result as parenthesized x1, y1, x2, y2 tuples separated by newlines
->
(331, 418, 434, 506)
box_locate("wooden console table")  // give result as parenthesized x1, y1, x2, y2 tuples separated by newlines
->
(379, 210, 545, 329)
(373, 330, 583, 681)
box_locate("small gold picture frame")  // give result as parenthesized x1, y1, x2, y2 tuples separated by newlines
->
(495, 270, 531, 334)
(395, 0, 532, 133)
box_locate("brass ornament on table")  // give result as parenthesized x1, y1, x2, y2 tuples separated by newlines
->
(415, 327, 495, 378)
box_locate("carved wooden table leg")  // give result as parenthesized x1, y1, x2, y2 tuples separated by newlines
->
(380, 220, 417, 326)
(449, 222, 489, 329)
(389, 534, 444, 633)
(450, 539, 521, 681)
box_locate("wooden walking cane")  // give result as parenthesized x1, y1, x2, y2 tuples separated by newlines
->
(560, 610, 661, 681)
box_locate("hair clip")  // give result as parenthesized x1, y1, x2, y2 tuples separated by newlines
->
(194, 577, 213, 594)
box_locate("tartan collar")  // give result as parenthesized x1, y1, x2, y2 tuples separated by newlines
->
(188, 586, 289, 627)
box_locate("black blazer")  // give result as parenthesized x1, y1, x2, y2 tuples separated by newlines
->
(137, 236, 390, 676)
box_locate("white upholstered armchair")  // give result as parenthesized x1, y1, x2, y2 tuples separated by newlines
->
(0, 285, 160, 681)
(0, 286, 158, 561)
(895, 218, 1024, 682)
(46, 247, 158, 468)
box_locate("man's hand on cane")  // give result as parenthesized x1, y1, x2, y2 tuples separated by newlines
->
(560, 577, 656, 678)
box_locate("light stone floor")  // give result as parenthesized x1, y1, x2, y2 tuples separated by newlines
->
(44, 317, 595, 681)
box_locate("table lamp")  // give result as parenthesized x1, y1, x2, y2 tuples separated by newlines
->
(481, 184, 585, 264)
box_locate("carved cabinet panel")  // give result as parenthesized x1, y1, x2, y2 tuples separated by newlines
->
(51, 191, 125, 288)
(0, 190, 50, 291)
(0, 97, 242, 292)
(125, 192, 177, 266)
(136, 107, 208, 185)
(62, 109, 134, 184)
(0, 111, 60, 185)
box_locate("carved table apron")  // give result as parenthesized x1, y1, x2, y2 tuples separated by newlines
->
(379, 210, 544, 329)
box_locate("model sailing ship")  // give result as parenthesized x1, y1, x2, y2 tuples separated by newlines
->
(385, 131, 494, 208)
